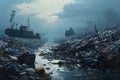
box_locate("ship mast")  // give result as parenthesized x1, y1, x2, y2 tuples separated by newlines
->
(9, 10, 16, 29)
(27, 18, 30, 31)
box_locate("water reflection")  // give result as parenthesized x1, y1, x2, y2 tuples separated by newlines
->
(35, 53, 83, 80)
(35, 42, 120, 80)
(35, 42, 82, 80)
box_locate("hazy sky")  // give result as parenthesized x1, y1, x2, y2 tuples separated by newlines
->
(0, 0, 120, 41)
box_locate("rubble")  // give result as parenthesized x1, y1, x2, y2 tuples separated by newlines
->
(0, 24, 120, 80)
(44, 25, 120, 74)
(0, 38, 50, 80)
(18, 52, 35, 65)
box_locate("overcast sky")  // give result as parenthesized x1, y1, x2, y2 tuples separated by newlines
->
(0, 0, 120, 41)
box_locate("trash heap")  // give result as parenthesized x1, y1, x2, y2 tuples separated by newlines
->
(51, 25, 120, 72)
(0, 40, 50, 80)
(0, 35, 48, 49)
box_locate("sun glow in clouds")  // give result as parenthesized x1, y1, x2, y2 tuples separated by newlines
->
(15, 0, 74, 23)
(46, 16, 58, 24)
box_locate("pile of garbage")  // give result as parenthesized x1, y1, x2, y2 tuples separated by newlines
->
(50, 25, 120, 73)
(0, 39, 50, 80)
(0, 35, 48, 49)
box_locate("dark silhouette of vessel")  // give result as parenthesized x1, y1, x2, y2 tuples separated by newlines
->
(5, 10, 41, 39)
(65, 27, 75, 37)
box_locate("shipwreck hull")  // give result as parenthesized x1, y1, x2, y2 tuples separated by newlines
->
(5, 29, 40, 39)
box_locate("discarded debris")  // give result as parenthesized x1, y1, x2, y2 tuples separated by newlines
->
(0, 38, 50, 80)
(46, 25, 120, 73)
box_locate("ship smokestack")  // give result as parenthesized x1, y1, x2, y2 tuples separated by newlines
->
(9, 10, 16, 29)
